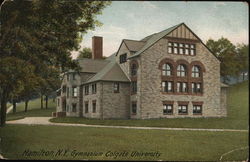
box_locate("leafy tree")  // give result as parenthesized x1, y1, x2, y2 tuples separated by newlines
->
(206, 37, 240, 83)
(0, 57, 37, 125)
(236, 44, 249, 80)
(0, 0, 111, 126)
(78, 47, 92, 59)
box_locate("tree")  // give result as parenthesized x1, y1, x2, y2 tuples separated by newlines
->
(0, 57, 37, 125)
(206, 37, 240, 83)
(77, 47, 92, 59)
(0, 0, 111, 126)
(236, 44, 249, 81)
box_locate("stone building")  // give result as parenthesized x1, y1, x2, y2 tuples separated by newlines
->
(56, 23, 228, 119)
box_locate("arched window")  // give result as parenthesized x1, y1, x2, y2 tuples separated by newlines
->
(162, 63, 172, 76)
(192, 65, 200, 78)
(131, 63, 137, 76)
(177, 64, 187, 77)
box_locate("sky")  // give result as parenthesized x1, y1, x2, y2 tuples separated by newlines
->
(71, 1, 249, 59)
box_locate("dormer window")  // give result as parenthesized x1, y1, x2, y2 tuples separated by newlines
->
(119, 53, 127, 64)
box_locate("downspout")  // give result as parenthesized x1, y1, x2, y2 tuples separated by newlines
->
(140, 56, 142, 119)
(101, 81, 104, 119)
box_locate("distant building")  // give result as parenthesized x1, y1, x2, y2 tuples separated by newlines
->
(56, 23, 228, 119)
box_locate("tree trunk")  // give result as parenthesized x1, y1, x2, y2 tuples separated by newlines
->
(24, 100, 29, 112)
(12, 99, 16, 113)
(41, 95, 43, 109)
(45, 95, 48, 109)
(0, 96, 7, 127)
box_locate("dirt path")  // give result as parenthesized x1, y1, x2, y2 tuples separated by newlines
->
(6, 105, 13, 114)
(6, 117, 249, 132)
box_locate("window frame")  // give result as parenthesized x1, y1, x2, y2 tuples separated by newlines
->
(193, 105, 202, 115)
(85, 85, 89, 95)
(162, 81, 173, 93)
(131, 102, 137, 115)
(177, 64, 187, 77)
(119, 53, 127, 64)
(114, 82, 120, 93)
(72, 86, 77, 97)
(163, 104, 173, 115)
(85, 101, 89, 113)
(92, 101, 96, 113)
(178, 105, 188, 115)
(162, 63, 172, 76)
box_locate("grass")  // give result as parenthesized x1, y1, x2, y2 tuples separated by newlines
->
(6, 98, 56, 121)
(50, 81, 249, 130)
(0, 125, 248, 160)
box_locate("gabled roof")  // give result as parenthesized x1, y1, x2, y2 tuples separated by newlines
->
(75, 58, 110, 73)
(83, 60, 130, 84)
(128, 23, 182, 59)
(123, 39, 146, 52)
(126, 23, 220, 62)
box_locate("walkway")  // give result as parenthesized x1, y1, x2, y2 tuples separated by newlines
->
(6, 105, 13, 114)
(6, 117, 248, 132)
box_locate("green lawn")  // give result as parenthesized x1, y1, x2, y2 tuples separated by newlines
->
(50, 81, 249, 130)
(7, 98, 56, 121)
(0, 125, 248, 161)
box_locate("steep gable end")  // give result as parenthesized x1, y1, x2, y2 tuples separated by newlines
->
(166, 23, 198, 40)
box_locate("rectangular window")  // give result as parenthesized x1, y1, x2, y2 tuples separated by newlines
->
(85, 85, 89, 95)
(168, 42, 196, 56)
(119, 53, 127, 64)
(72, 103, 77, 112)
(177, 82, 188, 93)
(114, 82, 120, 93)
(62, 85, 66, 93)
(168, 47, 172, 53)
(131, 81, 137, 94)
(132, 102, 137, 114)
(67, 74, 70, 81)
(92, 84, 97, 94)
(66, 105, 69, 112)
(92, 101, 96, 113)
(193, 105, 202, 114)
(57, 99, 60, 106)
(192, 83, 202, 93)
(72, 86, 77, 97)
(178, 105, 188, 114)
(66, 87, 69, 98)
(72, 73, 76, 80)
(174, 47, 178, 54)
(162, 81, 173, 92)
(163, 104, 173, 115)
(85, 102, 89, 113)
(179, 48, 184, 54)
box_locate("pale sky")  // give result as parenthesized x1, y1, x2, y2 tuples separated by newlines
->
(71, 1, 249, 59)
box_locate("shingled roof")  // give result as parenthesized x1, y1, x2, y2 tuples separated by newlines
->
(83, 59, 130, 84)
(76, 58, 110, 73)
(128, 23, 182, 59)
(123, 39, 146, 52)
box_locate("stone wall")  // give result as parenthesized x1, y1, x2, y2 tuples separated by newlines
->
(139, 37, 222, 119)
(102, 81, 130, 119)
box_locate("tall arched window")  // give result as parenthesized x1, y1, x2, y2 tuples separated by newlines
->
(177, 64, 187, 77)
(192, 65, 200, 78)
(131, 63, 137, 76)
(162, 63, 172, 76)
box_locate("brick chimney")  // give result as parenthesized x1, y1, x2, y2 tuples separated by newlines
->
(92, 36, 103, 59)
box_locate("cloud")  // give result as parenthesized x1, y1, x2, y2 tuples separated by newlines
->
(140, 1, 157, 9)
